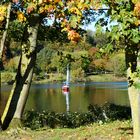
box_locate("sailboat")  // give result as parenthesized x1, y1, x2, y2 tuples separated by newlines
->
(62, 64, 70, 93)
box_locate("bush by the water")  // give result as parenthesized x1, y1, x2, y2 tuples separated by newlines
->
(22, 103, 131, 130)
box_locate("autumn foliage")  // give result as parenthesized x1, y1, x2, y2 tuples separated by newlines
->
(0, 0, 101, 43)
(68, 30, 81, 43)
(0, 0, 140, 41)
(0, 5, 7, 27)
(134, 2, 140, 24)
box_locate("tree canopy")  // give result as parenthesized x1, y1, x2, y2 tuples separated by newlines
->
(0, 0, 101, 43)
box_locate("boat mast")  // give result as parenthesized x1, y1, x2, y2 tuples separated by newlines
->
(66, 64, 70, 85)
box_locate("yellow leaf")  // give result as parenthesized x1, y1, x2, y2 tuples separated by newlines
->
(17, 12, 26, 22)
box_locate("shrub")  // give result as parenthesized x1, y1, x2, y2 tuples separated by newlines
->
(71, 68, 85, 82)
(22, 103, 131, 130)
(105, 53, 126, 77)
(1, 72, 15, 83)
(4, 57, 19, 72)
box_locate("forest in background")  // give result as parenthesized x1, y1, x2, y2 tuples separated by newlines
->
(1, 24, 126, 84)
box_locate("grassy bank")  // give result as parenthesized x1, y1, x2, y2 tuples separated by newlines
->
(85, 74, 127, 82)
(0, 120, 132, 140)
(1, 71, 126, 84)
(33, 74, 127, 84)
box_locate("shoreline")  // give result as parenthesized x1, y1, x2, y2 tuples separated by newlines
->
(1, 73, 127, 85)
(32, 74, 127, 84)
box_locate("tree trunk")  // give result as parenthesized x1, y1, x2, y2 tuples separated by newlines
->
(0, 2, 11, 131)
(12, 69, 34, 120)
(125, 46, 140, 140)
(128, 85, 140, 140)
(1, 15, 39, 130)
(0, 2, 11, 59)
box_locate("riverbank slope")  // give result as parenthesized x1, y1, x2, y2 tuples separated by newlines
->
(33, 74, 127, 84)
(0, 120, 132, 140)
(1, 72, 127, 85)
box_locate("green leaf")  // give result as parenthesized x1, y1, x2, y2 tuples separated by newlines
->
(131, 36, 140, 43)
(134, 82, 140, 89)
(58, 1, 64, 7)
(70, 15, 78, 28)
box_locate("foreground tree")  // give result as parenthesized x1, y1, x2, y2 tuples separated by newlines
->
(101, 0, 140, 139)
(1, 15, 40, 129)
(0, 2, 12, 130)
(0, 0, 100, 129)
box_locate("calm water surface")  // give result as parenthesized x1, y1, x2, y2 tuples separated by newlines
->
(1, 82, 129, 114)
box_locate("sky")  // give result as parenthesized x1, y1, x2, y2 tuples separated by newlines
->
(86, 22, 96, 31)
(85, 19, 118, 32)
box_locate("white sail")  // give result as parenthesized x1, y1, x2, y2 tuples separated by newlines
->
(62, 64, 70, 93)
(66, 64, 70, 85)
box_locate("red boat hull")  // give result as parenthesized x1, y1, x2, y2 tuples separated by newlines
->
(62, 85, 69, 92)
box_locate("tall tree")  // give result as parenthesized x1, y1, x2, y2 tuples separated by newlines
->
(0, 3, 11, 59)
(1, 15, 40, 129)
(101, 0, 140, 139)
(0, 0, 100, 129)
(0, 2, 12, 130)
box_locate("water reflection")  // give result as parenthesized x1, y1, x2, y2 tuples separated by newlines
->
(1, 82, 129, 114)
(0, 85, 12, 115)
(62, 91, 70, 112)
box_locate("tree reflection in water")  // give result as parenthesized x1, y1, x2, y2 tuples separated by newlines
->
(1, 82, 129, 113)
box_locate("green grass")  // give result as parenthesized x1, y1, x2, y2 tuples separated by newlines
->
(0, 120, 133, 140)
(86, 74, 127, 82)
(29, 120, 133, 140)
(33, 74, 127, 84)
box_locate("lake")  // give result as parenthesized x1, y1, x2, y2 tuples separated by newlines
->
(0, 81, 129, 115)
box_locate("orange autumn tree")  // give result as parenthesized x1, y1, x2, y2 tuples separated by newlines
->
(0, 0, 100, 130)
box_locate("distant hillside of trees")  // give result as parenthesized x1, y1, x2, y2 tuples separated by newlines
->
(1, 26, 126, 83)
